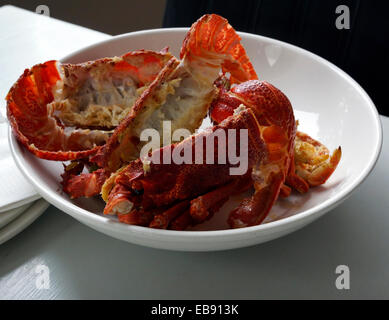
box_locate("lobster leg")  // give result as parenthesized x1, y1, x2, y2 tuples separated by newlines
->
(114, 176, 251, 230)
(279, 184, 292, 198)
(171, 198, 229, 230)
(103, 184, 135, 216)
(228, 170, 285, 228)
(118, 208, 155, 227)
(284, 154, 309, 193)
(170, 210, 193, 231)
(149, 200, 191, 229)
(190, 174, 252, 223)
(62, 166, 110, 199)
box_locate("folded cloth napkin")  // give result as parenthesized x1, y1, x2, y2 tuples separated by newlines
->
(0, 116, 40, 212)
(0, 199, 49, 245)
(0, 203, 30, 228)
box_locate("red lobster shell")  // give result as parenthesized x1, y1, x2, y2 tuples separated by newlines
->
(6, 50, 172, 160)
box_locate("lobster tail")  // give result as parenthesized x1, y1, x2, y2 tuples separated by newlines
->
(7, 61, 59, 131)
(7, 61, 107, 160)
(6, 50, 172, 161)
(180, 14, 258, 84)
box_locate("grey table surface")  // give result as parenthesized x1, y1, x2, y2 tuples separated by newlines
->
(0, 6, 388, 300)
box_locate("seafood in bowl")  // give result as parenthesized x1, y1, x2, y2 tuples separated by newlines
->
(6, 14, 341, 231)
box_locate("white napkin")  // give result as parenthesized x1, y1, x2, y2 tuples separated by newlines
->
(0, 116, 40, 212)
(0, 6, 109, 213)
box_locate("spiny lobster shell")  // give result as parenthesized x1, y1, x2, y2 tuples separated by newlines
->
(6, 50, 171, 161)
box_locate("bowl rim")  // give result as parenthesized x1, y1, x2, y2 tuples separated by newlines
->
(9, 27, 383, 239)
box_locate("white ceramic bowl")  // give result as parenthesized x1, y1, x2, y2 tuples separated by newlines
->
(9, 28, 382, 251)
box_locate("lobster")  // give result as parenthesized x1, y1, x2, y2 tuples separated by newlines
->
(6, 50, 172, 160)
(6, 13, 341, 230)
(210, 81, 342, 195)
(62, 13, 258, 199)
(102, 79, 296, 229)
